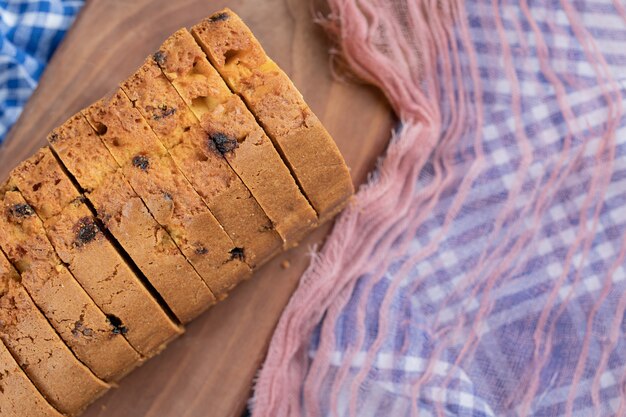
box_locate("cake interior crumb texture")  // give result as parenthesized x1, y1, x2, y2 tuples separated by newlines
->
(155, 28, 318, 248)
(10, 147, 183, 357)
(0, 187, 140, 382)
(48, 113, 216, 323)
(192, 8, 354, 223)
(0, 336, 64, 417)
(121, 57, 283, 269)
(82, 92, 251, 298)
(0, 248, 109, 416)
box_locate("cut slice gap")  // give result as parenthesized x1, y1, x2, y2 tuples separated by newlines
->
(121, 57, 282, 269)
(11, 148, 183, 357)
(0, 336, 64, 417)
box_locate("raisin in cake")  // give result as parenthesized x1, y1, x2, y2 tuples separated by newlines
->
(0, 187, 140, 381)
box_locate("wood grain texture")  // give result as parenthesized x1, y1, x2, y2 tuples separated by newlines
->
(0, 0, 392, 416)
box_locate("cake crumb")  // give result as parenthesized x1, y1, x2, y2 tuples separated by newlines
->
(280, 260, 291, 270)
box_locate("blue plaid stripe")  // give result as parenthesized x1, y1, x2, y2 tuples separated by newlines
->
(0, 0, 84, 142)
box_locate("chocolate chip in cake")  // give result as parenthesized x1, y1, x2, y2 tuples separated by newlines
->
(152, 104, 176, 120)
(209, 12, 229, 22)
(9, 204, 34, 218)
(209, 132, 238, 154)
(229, 247, 245, 261)
(106, 314, 128, 335)
(75, 217, 99, 246)
(153, 51, 167, 66)
(72, 318, 93, 338)
(71, 320, 82, 336)
(195, 246, 208, 255)
(132, 155, 150, 171)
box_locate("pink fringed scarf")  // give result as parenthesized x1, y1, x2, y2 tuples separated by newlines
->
(252, 1, 626, 416)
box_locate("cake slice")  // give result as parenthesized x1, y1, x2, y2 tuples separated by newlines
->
(0, 187, 140, 381)
(82, 91, 250, 298)
(49, 113, 215, 322)
(192, 9, 354, 223)
(154, 29, 317, 248)
(10, 148, 183, 357)
(0, 338, 64, 417)
(0, 249, 108, 416)
(121, 57, 282, 269)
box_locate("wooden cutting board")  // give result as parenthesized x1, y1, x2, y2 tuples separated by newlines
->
(0, 0, 392, 416)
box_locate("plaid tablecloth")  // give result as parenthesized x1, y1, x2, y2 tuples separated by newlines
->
(252, 1, 626, 416)
(0, 0, 83, 141)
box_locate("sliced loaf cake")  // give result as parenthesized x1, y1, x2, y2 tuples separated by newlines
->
(121, 57, 282, 269)
(0, 249, 108, 415)
(10, 148, 183, 357)
(0, 187, 140, 381)
(154, 29, 317, 248)
(82, 92, 250, 298)
(192, 9, 354, 223)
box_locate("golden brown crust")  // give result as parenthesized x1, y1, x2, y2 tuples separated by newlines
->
(0, 190, 140, 381)
(121, 58, 282, 268)
(192, 9, 354, 223)
(49, 114, 215, 322)
(0, 250, 108, 416)
(82, 91, 250, 297)
(156, 29, 317, 247)
(11, 149, 182, 357)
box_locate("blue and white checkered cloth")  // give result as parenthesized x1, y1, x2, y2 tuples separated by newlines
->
(0, 0, 83, 142)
